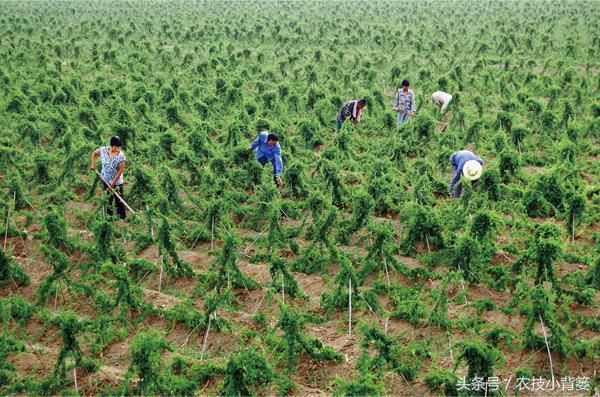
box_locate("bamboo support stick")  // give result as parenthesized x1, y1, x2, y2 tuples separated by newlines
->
(200, 313, 212, 361)
(3, 192, 14, 252)
(539, 315, 555, 385)
(348, 278, 352, 336)
(158, 256, 164, 293)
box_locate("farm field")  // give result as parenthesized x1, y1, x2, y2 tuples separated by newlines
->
(0, 0, 599, 396)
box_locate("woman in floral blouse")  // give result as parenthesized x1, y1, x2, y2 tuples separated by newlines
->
(90, 136, 127, 219)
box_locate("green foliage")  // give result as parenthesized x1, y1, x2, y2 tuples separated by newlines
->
(276, 304, 342, 371)
(334, 373, 386, 397)
(42, 211, 72, 250)
(125, 330, 173, 395)
(0, 250, 30, 287)
(269, 256, 303, 298)
(157, 217, 194, 276)
(221, 350, 274, 396)
(338, 189, 374, 245)
(523, 286, 570, 356)
(454, 339, 502, 384)
(36, 246, 73, 304)
(400, 204, 444, 254)
(207, 234, 255, 292)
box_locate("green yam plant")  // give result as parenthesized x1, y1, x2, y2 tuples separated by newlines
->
(0, 250, 29, 287)
(293, 207, 338, 274)
(276, 304, 342, 371)
(359, 221, 403, 282)
(269, 256, 303, 299)
(469, 209, 500, 260)
(157, 216, 194, 277)
(42, 211, 72, 251)
(206, 234, 255, 292)
(47, 311, 98, 393)
(321, 253, 379, 315)
(454, 339, 503, 396)
(400, 203, 445, 254)
(123, 330, 173, 396)
(453, 235, 482, 284)
(523, 286, 570, 357)
(357, 323, 419, 381)
(337, 188, 374, 245)
(221, 350, 274, 397)
(529, 223, 563, 293)
(36, 246, 74, 305)
(333, 373, 386, 397)
(564, 193, 586, 242)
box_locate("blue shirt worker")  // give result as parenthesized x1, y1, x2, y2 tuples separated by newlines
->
(247, 131, 284, 187)
(449, 150, 483, 198)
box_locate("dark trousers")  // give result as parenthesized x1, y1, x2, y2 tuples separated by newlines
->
(336, 117, 344, 130)
(257, 156, 281, 187)
(103, 184, 126, 219)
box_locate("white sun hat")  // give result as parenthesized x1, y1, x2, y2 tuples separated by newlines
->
(463, 160, 483, 181)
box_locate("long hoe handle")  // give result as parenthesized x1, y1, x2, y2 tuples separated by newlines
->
(95, 169, 136, 214)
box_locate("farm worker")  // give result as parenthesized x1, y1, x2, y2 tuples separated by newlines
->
(90, 136, 127, 219)
(247, 131, 284, 187)
(336, 98, 367, 130)
(449, 150, 483, 198)
(393, 79, 416, 128)
(432, 91, 453, 113)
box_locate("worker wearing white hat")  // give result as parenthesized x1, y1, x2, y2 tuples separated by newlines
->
(432, 91, 453, 113)
(449, 150, 483, 198)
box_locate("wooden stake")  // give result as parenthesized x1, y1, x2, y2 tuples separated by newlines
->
(281, 273, 285, 303)
(73, 365, 78, 394)
(539, 314, 555, 385)
(3, 192, 14, 252)
(210, 215, 215, 250)
(158, 256, 164, 293)
(383, 256, 390, 287)
(200, 313, 212, 361)
(425, 235, 431, 253)
(571, 214, 575, 244)
(348, 278, 352, 336)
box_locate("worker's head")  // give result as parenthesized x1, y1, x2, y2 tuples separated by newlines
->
(357, 98, 367, 109)
(110, 136, 122, 148)
(402, 79, 410, 92)
(267, 133, 279, 147)
(463, 160, 483, 181)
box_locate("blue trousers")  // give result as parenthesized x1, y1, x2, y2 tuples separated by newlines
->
(397, 113, 410, 128)
(336, 117, 344, 130)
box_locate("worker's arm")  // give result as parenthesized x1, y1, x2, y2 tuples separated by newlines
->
(90, 148, 101, 170)
(273, 147, 284, 177)
(410, 93, 416, 113)
(110, 161, 125, 189)
(449, 168, 462, 194)
(247, 136, 260, 151)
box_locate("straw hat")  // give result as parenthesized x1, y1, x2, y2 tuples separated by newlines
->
(463, 160, 483, 181)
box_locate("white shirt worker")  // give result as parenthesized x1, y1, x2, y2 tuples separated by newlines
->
(432, 91, 453, 113)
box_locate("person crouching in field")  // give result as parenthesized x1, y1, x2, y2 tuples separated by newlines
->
(432, 91, 453, 113)
(336, 98, 367, 130)
(247, 131, 284, 187)
(393, 79, 416, 128)
(449, 150, 483, 198)
(91, 136, 127, 219)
